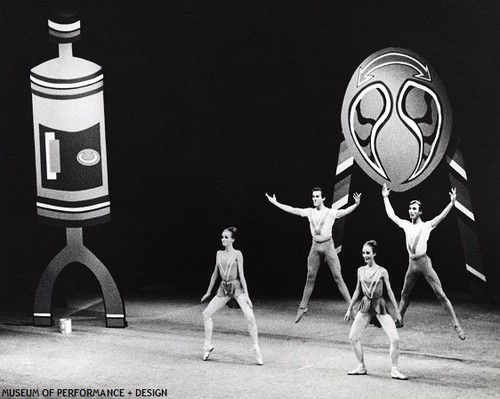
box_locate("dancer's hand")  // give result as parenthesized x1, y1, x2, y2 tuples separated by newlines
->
(382, 183, 390, 198)
(265, 193, 277, 204)
(344, 310, 351, 322)
(201, 293, 211, 302)
(353, 192, 362, 205)
(449, 187, 456, 204)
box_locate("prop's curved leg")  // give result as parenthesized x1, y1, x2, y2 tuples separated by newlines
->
(33, 228, 127, 328)
(33, 245, 75, 326)
(77, 246, 127, 327)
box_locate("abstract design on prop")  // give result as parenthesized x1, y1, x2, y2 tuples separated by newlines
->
(340, 47, 452, 192)
(334, 48, 487, 299)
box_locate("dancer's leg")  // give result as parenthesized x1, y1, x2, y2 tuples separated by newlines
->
(235, 294, 259, 347)
(202, 295, 230, 346)
(297, 245, 321, 320)
(422, 259, 465, 340)
(348, 312, 371, 374)
(376, 314, 400, 369)
(399, 264, 420, 319)
(235, 294, 263, 365)
(325, 244, 351, 303)
(376, 314, 408, 379)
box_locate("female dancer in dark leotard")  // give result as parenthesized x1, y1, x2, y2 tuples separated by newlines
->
(201, 227, 263, 365)
(345, 240, 407, 380)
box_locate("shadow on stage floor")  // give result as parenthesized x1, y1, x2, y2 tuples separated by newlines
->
(0, 289, 499, 398)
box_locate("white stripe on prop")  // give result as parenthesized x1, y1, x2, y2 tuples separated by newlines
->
(332, 195, 349, 210)
(106, 314, 125, 318)
(466, 264, 486, 282)
(447, 156, 467, 180)
(455, 200, 475, 222)
(30, 74, 103, 90)
(34, 313, 51, 317)
(37, 201, 111, 213)
(48, 20, 81, 32)
(336, 156, 354, 175)
(45, 132, 57, 180)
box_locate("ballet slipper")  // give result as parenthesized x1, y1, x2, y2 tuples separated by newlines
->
(454, 325, 466, 340)
(391, 368, 408, 380)
(203, 344, 214, 361)
(347, 365, 367, 375)
(295, 307, 308, 323)
(253, 346, 264, 365)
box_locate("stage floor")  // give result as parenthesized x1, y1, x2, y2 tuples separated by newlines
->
(0, 290, 499, 399)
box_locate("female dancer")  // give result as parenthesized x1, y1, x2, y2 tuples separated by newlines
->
(344, 240, 407, 380)
(201, 227, 263, 365)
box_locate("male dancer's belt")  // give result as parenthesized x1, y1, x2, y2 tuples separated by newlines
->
(313, 236, 333, 243)
(410, 253, 427, 261)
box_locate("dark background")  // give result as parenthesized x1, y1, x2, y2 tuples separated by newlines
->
(0, 0, 499, 310)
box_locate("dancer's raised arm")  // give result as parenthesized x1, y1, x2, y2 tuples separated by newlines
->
(429, 188, 456, 228)
(336, 192, 362, 218)
(265, 193, 302, 216)
(381, 183, 403, 225)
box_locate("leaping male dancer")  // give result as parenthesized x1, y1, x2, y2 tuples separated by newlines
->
(266, 188, 361, 322)
(381, 183, 465, 340)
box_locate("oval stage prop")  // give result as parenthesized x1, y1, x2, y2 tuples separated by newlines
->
(341, 47, 452, 192)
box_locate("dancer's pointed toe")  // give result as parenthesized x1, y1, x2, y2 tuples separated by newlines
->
(203, 344, 214, 361)
(253, 347, 264, 365)
(295, 307, 308, 323)
(454, 325, 466, 340)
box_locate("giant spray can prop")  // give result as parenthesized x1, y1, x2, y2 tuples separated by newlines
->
(31, 16, 109, 226)
(31, 14, 127, 328)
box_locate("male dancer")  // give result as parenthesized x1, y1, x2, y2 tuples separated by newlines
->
(381, 183, 465, 340)
(265, 188, 361, 322)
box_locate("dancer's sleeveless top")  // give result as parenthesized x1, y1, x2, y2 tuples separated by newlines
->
(216, 251, 244, 298)
(358, 267, 388, 315)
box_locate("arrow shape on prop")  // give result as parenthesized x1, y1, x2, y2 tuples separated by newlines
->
(357, 52, 431, 87)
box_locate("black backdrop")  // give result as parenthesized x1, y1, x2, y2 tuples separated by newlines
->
(0, 0, 499, 308)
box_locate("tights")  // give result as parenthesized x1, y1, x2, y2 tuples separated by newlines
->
(400, 256, 460, 327)
(299, 239, 351, 308)
(203, 294, 259, 348)
(349, 312, 400, 368)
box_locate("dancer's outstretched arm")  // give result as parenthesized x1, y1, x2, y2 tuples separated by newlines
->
(265, 193, 302, 216)
(336, 192, 362, 218)
(236, 252, 253, 309)
(382, 183, 403, 225)
(201, 259, 219, 302)
(345, 269, 363, 321)
(381, 269, 402, 324)
(429, 188, 456, 228)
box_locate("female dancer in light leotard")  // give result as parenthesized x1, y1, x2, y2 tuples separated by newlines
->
(201, 227, 263, 365)
(345, 240, 407, 380)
